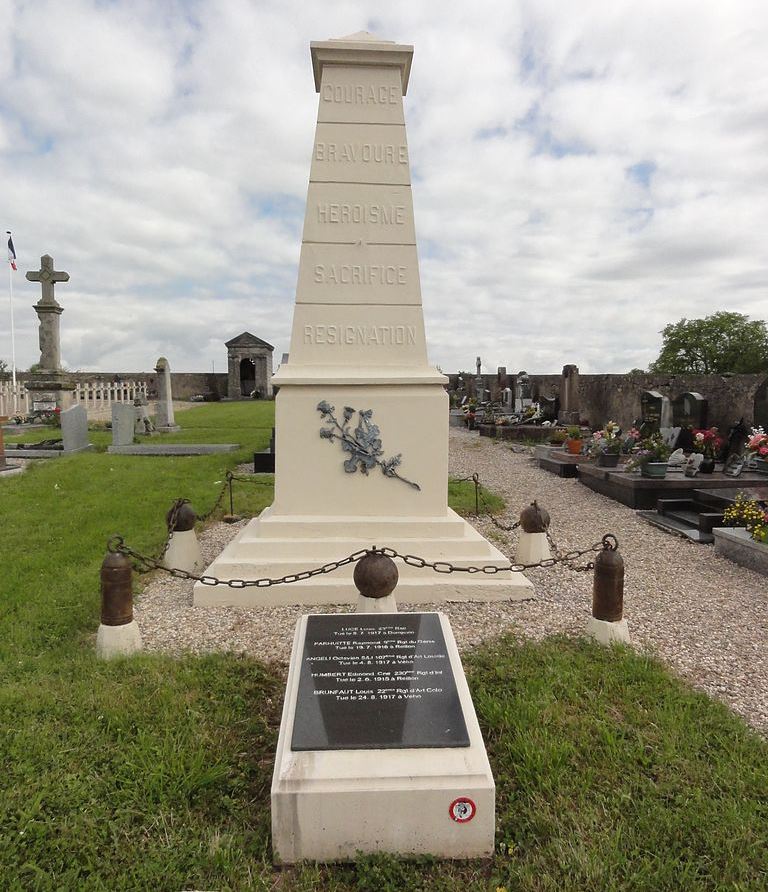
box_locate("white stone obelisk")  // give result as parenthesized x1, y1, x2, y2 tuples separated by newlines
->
(194, 32, 532, 606)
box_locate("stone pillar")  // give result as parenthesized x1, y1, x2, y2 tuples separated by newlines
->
(154, 357, 180, 431)
(558, 364, 580, 425)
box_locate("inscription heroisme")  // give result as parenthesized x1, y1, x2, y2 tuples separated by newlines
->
(315, 142, 408, 165)
(316, 202, 406, 226)
(321, 83, 399, 106)
(303, 324, 416, 346)
(313, 264, 407, 286)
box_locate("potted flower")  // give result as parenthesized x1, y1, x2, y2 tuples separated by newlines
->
(565, 425, 583, 455)
(587, 420, 622, 467)
(723, 492, 768, 543)
(692, 426, 724, 473)
(549, 429, 567, 446)
(747, 426, 768, 474)
(626, 432, 672, 477)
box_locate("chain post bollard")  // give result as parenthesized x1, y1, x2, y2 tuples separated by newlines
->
(96, 543, 142, 659)
(515, 500, 552, 565)
(587, 535, 630, 645)
(222, 471, 241, 524)
(472, 473, 480, 516)
(354, 547, 399, 613)
(163, 500, 204, 574)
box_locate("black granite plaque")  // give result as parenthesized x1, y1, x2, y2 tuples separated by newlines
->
(291, 613, 470, 751)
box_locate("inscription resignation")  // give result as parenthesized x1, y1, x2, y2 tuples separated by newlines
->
(303, 324, 416, 346)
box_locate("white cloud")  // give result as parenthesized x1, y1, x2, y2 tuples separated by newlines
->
(1, 0, 767, 376)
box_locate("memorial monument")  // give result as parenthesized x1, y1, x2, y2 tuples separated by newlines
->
(194, 32, 531, 606)
(25, 254, 76, 411)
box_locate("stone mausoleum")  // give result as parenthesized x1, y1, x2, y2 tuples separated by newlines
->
(226, 332, 274, 399)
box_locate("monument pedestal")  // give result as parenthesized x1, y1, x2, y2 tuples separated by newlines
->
(25, 371, 76, 412)
(271, 612, 495, 862)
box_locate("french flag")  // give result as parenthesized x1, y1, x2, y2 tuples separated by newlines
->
(7, 232, 17, 270)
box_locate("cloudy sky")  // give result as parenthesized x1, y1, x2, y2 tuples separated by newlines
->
(1, 0, 766, 376)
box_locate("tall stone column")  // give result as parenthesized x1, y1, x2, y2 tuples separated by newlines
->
(194, 33, 532, 607)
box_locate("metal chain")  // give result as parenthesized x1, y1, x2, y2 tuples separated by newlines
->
(155, 498, 188, 563)
(107, 535, 616, 587)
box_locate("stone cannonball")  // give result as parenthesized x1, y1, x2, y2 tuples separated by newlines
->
(353, 552, 399, 599)
(519, 500, 550, 533)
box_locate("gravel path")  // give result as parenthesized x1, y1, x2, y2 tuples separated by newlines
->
(135, 428, 768, 736)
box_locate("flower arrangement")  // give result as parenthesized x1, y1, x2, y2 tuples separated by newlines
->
(747, 426, 768, 459)
(625, 432, 672, 471)
(622, 427, 642, 454)
(566, 425, 582, 440)
(587, 420, 622, 457)
(692, 427, 724, 458)
(723, 492, 768, 545)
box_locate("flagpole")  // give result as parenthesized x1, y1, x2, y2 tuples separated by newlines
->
(7, 231, 18, 414)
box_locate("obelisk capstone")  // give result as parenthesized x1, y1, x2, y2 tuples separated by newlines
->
(194, 32, 532, 606)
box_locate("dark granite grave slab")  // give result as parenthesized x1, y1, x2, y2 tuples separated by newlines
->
(478, 424, 556, 443)
(579, 464, 768, 510)
(539, 453, 580, 478)
(291, 613, 469, 751)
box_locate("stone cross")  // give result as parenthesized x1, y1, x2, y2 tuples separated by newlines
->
(26, 254, 70, 306)
(26, 255, 70, 372)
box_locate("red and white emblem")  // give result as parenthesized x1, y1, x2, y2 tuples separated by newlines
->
(448, 797, 476, 823)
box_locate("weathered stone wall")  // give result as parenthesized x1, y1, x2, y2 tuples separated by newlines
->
(446, 371, 768, 431)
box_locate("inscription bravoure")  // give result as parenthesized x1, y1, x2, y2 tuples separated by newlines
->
(303, 324, 417, 346)
(315, 142, 408, 164)
(313, 264, 407, 285)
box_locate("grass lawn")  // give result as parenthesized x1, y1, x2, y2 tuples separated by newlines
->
(1, 401, 766, 890)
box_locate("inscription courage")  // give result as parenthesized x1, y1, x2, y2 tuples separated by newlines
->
(304, 324, 416, 346)
(315, 142, 408, 164)
(322, 84, 399, 105)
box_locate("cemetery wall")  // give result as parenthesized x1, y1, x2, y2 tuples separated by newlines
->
(10, 371, 229, 401)
(446, 371, 768, 431)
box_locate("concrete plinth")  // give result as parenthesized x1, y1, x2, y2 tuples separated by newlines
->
(163, 528, 203, 575)
(586, 616, 630, 646)
(356, 592, 397, 613)
(515, 531, 551, 565)
(271, 612, 495, 862)
(96, 620, 143, 659)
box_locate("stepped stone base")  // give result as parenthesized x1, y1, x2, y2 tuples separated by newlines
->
(193, 506, 533, 607)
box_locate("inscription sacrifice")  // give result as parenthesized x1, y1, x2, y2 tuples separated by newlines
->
(313, 264, 407, 285)
(291, 613, 469, 750)
(303, 324, 416, 346)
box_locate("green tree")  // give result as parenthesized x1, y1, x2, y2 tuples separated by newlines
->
(649, 312, 768, 374)
(0, 358, 8, 374)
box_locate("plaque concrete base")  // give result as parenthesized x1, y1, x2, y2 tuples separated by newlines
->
(271, 612, 495, 862)
(193, 507, 533, 606)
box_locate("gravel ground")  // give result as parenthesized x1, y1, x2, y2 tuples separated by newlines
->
(135, 428, 768, 736)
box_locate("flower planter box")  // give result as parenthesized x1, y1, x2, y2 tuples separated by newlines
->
(713, 526, 768, 576)
(597, 453, 620, 468)
(641, 462, 668, 479)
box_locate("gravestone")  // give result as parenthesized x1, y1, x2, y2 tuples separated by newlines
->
(515, 371, 531, 413)
(558, 363, 579, 424)
(154, 357, 180, 432)
(639, 390, 668, 435)
(24, 254, 76, 410)
(194, 31, 531, 607)
(0, 415, 17, 473)
(272, 611, 494, 861)
(672, 392, 708, 431)
(60, 404, 91, 453)
(133, 397, 155, 435)
(111, 403, 135, 447)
